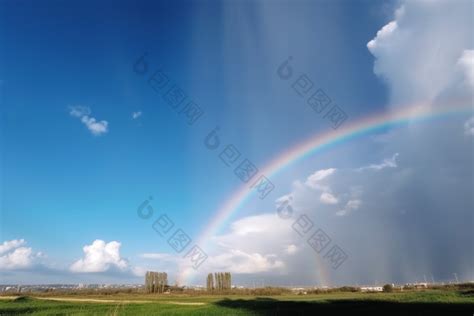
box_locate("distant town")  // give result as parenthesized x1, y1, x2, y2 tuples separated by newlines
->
(2, 281, 471, 295)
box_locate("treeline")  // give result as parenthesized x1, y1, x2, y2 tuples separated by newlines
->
(207, 272, 232, 291)
(145, 271, 168, 293)
(189, 287, 293, 296)
(304, 286, 361, 294)
(8, 281, 472, 297)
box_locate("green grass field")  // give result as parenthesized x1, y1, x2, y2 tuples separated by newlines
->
(1, 289, 473, 315)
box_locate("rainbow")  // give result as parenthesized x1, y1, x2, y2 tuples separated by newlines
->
(178, 100, 472, 285)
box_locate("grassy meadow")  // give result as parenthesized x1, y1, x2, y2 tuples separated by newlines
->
(1, 287, 473, 315)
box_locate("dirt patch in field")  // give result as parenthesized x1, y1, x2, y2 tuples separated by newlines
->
(0, 296, 207, 306)
(28, 297, 206, 306)
(0, 296, 20, 300)
(35, 297, 151, 304)
(164, 301, 206, 305)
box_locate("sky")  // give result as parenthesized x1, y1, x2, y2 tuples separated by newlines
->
(0, 0, 473, 286)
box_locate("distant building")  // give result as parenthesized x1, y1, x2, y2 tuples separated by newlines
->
(360, 286, 383, 292)
(291, 287, 309, 294)
(405, 282, 428, 289)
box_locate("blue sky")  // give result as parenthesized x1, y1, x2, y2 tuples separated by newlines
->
(1, 0, 473, 286)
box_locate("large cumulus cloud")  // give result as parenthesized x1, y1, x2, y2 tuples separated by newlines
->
(367, 0, 473, 106)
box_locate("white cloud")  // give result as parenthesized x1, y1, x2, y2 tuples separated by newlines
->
(69, 106, 91, 118)
(132, 111, 142, 119)
(297, 168, 341, 205)
(367, 20, 398, 53)
(144, 215, 289, 277)
(464, 116, 474, 136)
(70, 240, 128, 273)
(0, 239, 26, 255)
(367, 0, 473, 106)
(197, 214, 291, 275)
(141, 253, 175, 260)
(0, 239, 146, 279)
(457, 50, 474, 89)
(0, 239, 43, 270)
(227, 213, 289, 236)
(336, 199, 362, 217)
(207, 249, 284, 274)
(285, 244, 298, 255)
(346, 199, 362, 210)
(131, 266, 147, 277)
(80, 116, 108, 135)
(69, 106, 109, 136)
(320, 192, 338, 205)
(0, 248, 34, 269)
(359, 153, 399, 171)
(305, 168, 336, 190)
(280, 155, 398, 218)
